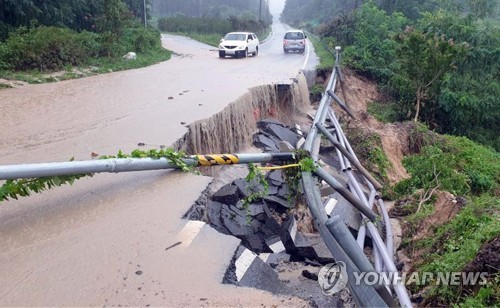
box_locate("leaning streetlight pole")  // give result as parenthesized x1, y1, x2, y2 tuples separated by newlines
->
(142, 0, 147, 27)
(259, 0, 262, 21)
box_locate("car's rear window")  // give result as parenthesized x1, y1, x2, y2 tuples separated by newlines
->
(285, 32, 304, 39)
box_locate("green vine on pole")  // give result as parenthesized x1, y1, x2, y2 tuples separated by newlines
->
(241, 150, 317, 222)
(0, 148, 196, 202)
(0, 173, 92, 202)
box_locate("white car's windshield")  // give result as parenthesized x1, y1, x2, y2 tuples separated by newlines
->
(225, 33, 246, 41)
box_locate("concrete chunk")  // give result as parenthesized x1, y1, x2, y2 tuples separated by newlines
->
(212, 184, 240, 206)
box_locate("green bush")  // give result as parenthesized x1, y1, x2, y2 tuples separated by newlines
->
(122, 26, 161, 53)
(157, 15, 270, 39)
(1, 26, 100, 71)
(394, 134, 499, 196)
(0, 42, 9, 70)
(0, 21, 13, 42)
(416, 194, 500, 306)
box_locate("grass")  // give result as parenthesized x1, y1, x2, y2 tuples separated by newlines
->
(367, 100, 399, 123)
(409, 194, 500, 306)
(0, 47, 171, 85)
(167, 31, 222, 47)
(345, 127, 392, 185)
(166, 27, 273, 48)
(392, 128, 500, 306)
(307, 34, 336, 70)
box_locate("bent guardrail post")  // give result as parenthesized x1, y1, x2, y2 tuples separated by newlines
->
(326, 216, 397, 307)
(326, 90, 356, 119)
(302, 172, 388, 308)
(366, 221, 413, 308)
(315, 123, 382, 190)
(0, 152, 296, 180)
(378, 197, 395, 262)
(314, 167, 379, 222)
(303, 50, 340, 161)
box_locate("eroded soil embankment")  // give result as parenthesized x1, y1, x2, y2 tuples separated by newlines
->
(173, 71, 313, 155)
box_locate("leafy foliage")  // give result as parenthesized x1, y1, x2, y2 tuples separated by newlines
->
(150, 0, 271, 23)
(95, 0, 131, 58)
(395, 23, 468, 122)
(345, 127, 391, 184)
(0, 22, 164, 72)
(158, 14, 270, 40)
(158, 16, 230, 35)
(0, 26, 99, 71)
(308, 1, 499, 150)
(414, 194, 500, 306)
(0, 174, 91, 202)
(241, 163, 269, 212)
(343, 2, 408, 82)
(394, 134, 499, 196)
(0, 0, 153, 37)
(0, 148, 196, 202)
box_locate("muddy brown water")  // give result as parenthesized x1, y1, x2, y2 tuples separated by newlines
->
(0, 15, 318, 307)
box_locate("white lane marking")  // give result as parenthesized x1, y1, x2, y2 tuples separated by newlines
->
(290, 219, 298, 244)
(259, 253, 271, 263)
(269, 240, 286, 253)
(236, 248, 257, 282)
(325, 198, 338, 216)
(295, 124, 303, 136)
(301, 40, 311, 70)
(177, 220, 205, 247)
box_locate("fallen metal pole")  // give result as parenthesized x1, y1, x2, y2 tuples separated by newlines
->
(326, 216, 396, 307)
(327, 90, 356, 119)
(314, 167, 379, 222)
(316, 123, 383, 190)
(301, 173, 387, 308)
(366, 220, 413, 308)
(0, 152, 296, 180)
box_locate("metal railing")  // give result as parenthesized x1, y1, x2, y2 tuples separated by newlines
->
(0, 46, 412, 307)
(301, 46, 412, 307)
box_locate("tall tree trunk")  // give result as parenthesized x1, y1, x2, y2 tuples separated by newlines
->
(414, 88, 423, 122)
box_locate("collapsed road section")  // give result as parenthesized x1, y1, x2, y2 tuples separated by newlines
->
(0, 49, 411, 307)
(180, 50, 411, 307)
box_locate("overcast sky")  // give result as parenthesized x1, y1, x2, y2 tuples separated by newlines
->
(268, 0, 286, 18)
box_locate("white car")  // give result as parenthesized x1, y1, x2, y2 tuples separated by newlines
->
(219, 32, 259, 58)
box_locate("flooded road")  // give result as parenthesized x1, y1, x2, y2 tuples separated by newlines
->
(0, 3, 317, 306)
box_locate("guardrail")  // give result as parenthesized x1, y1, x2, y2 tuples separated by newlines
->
(0, 46, 412, 307)
(301, 46, 412, 307)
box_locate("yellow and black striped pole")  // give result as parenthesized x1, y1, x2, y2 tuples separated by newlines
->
(193, 153, 295, 167)
(0, 153, 297, 180)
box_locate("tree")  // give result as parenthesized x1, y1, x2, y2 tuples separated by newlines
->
(95, 0, 130, 57)
(467, 0, 498, 19)
(395, 25, 466, 122)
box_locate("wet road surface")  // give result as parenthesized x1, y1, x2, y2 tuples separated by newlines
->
(0, 5, 318, 306)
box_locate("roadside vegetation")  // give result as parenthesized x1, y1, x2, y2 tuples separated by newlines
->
(154, 0, 272, 47)
(0, 0, 169, 84)
(285, 0, 499, 305)
(285, 0, 499, 152)
(158, 15, 271, 47)
(0, 0, 272, 84)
